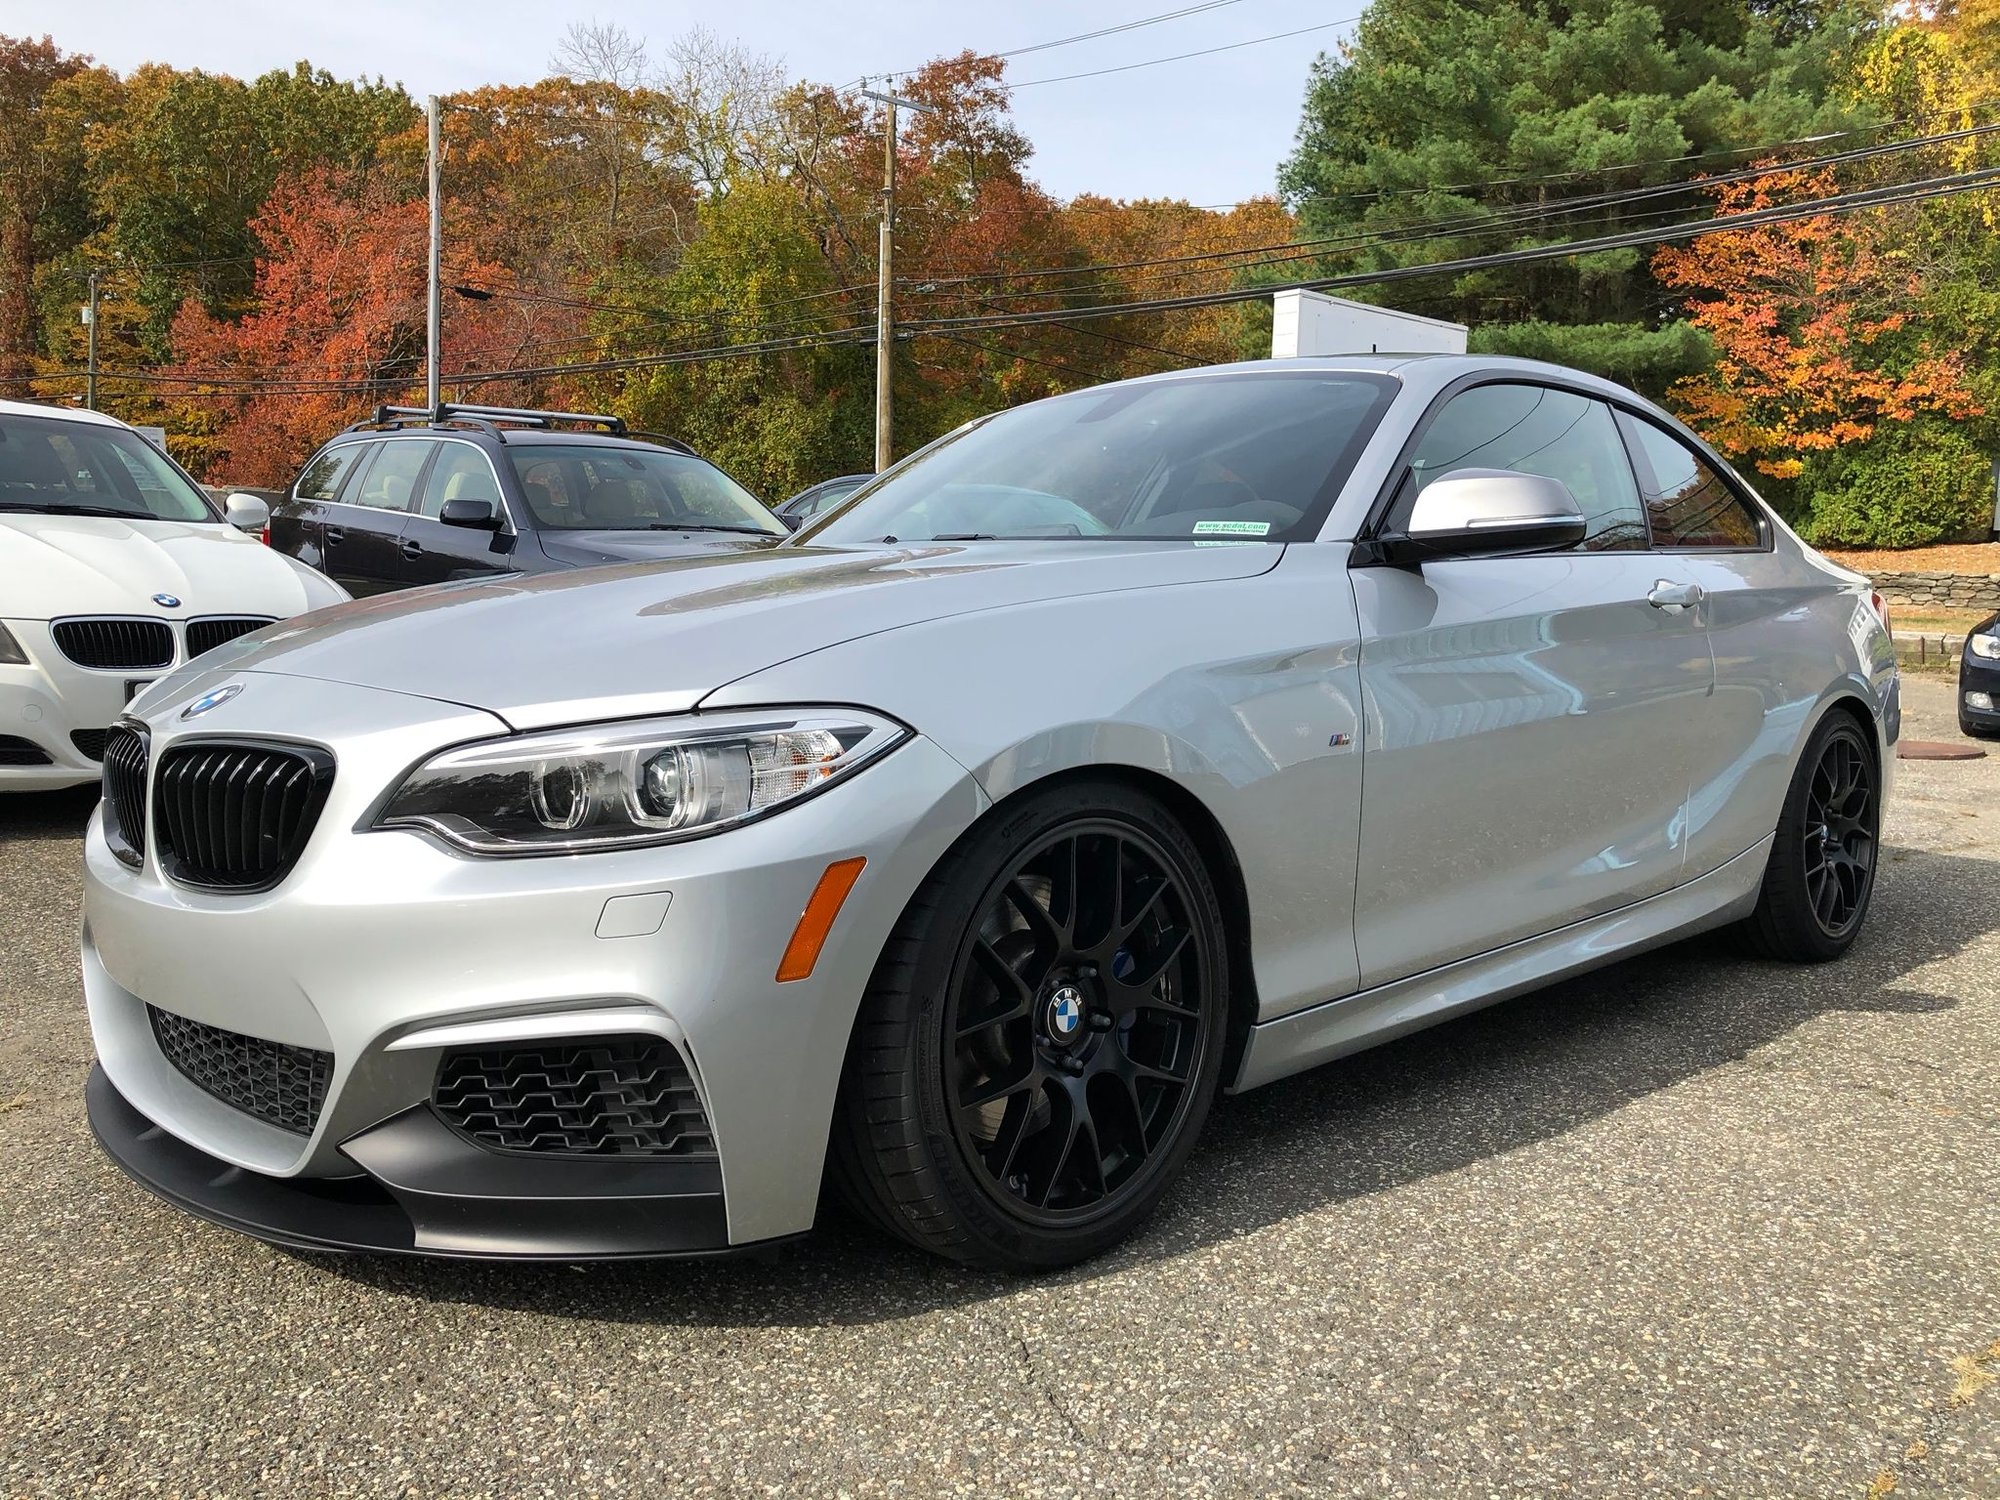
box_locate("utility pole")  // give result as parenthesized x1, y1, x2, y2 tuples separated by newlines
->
(83, 270, 99, 411)
(426, 95, 443, 413)
(861, 88, 934, 472)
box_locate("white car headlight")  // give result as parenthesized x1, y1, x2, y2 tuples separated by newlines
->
(0, 623, 27, 666)
(375, 708, 908, 855)
(1969, 632, 2000, 661)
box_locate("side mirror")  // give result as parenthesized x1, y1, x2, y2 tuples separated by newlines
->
(778, 511, 803, 533)
(440, 496, 502, 530)
(1374, 469, 1586, 565)
(223, 493, 270, 533)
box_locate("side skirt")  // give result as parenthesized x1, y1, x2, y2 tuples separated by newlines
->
(1231, 835, 1773, 1092)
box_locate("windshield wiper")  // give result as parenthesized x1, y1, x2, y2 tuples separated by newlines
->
(640, 521, 780, 535)
(931, 532, 998, 541)
(0, 502, 155, 520)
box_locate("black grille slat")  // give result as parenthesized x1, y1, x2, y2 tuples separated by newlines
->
(152, 740, 332, 891)
(70, 728, 108, 761)
(147, 1005, 331, 1135)
(434, 1038, 716, 1157)
(100, 724, 149, 866)
(185, 617, 274, 658)
(0, 735, 52, 766)
(52, 618, 173, 671)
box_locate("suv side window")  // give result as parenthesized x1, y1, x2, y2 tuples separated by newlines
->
(1617, 413, 1765, 549)
(348, 439, 433, 513)
(1394, 383, 1649, 551)
(416, 443, 503, 519)
(296, 444, 364, 502)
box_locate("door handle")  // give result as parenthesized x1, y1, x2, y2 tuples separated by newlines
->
(323, 526, 345, 546)
(400, 539, 423, 560)
(1647, 580, 1704, 611)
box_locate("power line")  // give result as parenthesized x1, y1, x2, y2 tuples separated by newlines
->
(1008, 15, 1362, 88)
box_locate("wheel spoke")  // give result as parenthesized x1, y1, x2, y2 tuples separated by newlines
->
(1002, 876, 1066, 953)
(959, 939, 1038, 1035)
(958, 1058, 1036, 1113)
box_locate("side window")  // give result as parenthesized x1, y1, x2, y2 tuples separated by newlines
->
(416, 444, 502, 519)
(1397, 384, 1649, 551)
(295, 445, 363, 502)
(349, 440, 432, 513)
(1618, 414, 1764, 549)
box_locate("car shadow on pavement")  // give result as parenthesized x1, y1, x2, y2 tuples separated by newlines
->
(0, 785, 100, 842)
(312, 840, 1991, 1329)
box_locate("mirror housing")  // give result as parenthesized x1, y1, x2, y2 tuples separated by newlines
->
(223, 493, 270, 533)
(777, 511, 803, 533)
(1366, 469, 1586, 566)
(439, 496, 502, 530)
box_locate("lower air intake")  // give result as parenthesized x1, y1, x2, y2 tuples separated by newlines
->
(433, 1037, 716, 1156)
(148, 1005, 332, 1136)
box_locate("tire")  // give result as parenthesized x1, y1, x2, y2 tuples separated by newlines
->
(1738, 711, 1880, 963)
(829, 779, 1230, 1271)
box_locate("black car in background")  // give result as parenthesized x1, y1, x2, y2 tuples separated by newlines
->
(775, 472, 874, 529)
(1962, 610, 2000, 737)
(269, 404, 786, 595)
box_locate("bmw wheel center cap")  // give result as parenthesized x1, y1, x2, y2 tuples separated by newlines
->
(1047, 986, 1085, 1042)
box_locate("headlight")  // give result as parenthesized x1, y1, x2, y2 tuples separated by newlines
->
(375, 708, 908, 855)
(0, 623, 27, 666)
(1970, 632, 2000, 661)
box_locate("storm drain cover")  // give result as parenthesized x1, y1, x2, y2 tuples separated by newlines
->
(1898, 740, 1989, 761)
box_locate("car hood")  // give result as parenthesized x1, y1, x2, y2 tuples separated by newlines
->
(0, 512, 324, 621)
(221, 541, 1285, 729)
(533, 527, 782, 569)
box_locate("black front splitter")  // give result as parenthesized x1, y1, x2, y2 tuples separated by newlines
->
(87, 1064, 785, 1261)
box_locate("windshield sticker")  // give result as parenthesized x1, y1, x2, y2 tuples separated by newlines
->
(1191, 519, 1271, 545)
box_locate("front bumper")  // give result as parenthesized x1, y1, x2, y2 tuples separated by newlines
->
(88, 1064, 742, 1258)
(1, 618, 160, 789)
(81, 669, 988, 1255)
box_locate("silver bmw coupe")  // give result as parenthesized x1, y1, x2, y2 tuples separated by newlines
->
(80, 356, 1896, 1270)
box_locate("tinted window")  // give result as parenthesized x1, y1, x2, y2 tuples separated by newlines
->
(812, 374, 1399, 544)
(1396, 384, 1647, 551)
(295, 445, 363, 502)
(1618, 414, 1763, 549)
(417, 444, 502, 519)
(505, 444, 782, 535)
(0, 412, 213, 522)
(348, 440, 431, 513)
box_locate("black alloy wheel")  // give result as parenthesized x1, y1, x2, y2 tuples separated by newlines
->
(944, 821, 1212, 1222)
(1741, 712, 1880, 962)
(1801, 727, 1876, 940)
(830, 780, 1228, 1270)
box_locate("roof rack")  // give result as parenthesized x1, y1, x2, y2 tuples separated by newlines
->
(345, 402, 628, 436)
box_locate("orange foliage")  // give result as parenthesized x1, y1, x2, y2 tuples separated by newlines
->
(1653, 169, 1980, 477)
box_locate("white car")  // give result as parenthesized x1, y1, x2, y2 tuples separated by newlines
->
(0, 400, 348, 791)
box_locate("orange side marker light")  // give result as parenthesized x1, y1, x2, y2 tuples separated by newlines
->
(776, 857, 867, 982)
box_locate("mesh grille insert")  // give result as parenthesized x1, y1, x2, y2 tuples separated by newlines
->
(52, 618, 174, 671)
(70, 728, 108, 761)
(153, 740, 332, 891)
(186, 616, 274, 658)
(148, 1005, 332, 1135)
(434, 1037, 716, 1156)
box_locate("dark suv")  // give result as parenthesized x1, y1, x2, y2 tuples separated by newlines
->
(269, 403, 786, 595)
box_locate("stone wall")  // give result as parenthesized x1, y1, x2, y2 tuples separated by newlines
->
(1864, 570, 2000, 612)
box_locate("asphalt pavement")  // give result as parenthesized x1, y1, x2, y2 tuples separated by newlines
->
(1, 674, 1995, 1497)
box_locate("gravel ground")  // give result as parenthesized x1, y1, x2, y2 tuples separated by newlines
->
(1, 676, 1995, 1498)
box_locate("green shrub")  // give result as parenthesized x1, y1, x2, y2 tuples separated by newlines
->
(1796, 421, 1996, 550)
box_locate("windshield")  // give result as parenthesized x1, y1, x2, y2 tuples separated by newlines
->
(809, 372, 1398, 545)
(0, 411, 216, 522)
(506, 443, 785, 536)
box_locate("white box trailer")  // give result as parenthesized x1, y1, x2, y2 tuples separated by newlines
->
(1272, 288, 1467, 358)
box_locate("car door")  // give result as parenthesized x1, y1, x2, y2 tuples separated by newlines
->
(399, 439, 519, 586)
(1614, 410, 1807, 881)
(271, 442, 366, 572)
(319, 439, 434, 596)
(1350, 381, 1714, 988)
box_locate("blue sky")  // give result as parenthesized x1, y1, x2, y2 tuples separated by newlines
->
(6, 0, 1357, 205)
